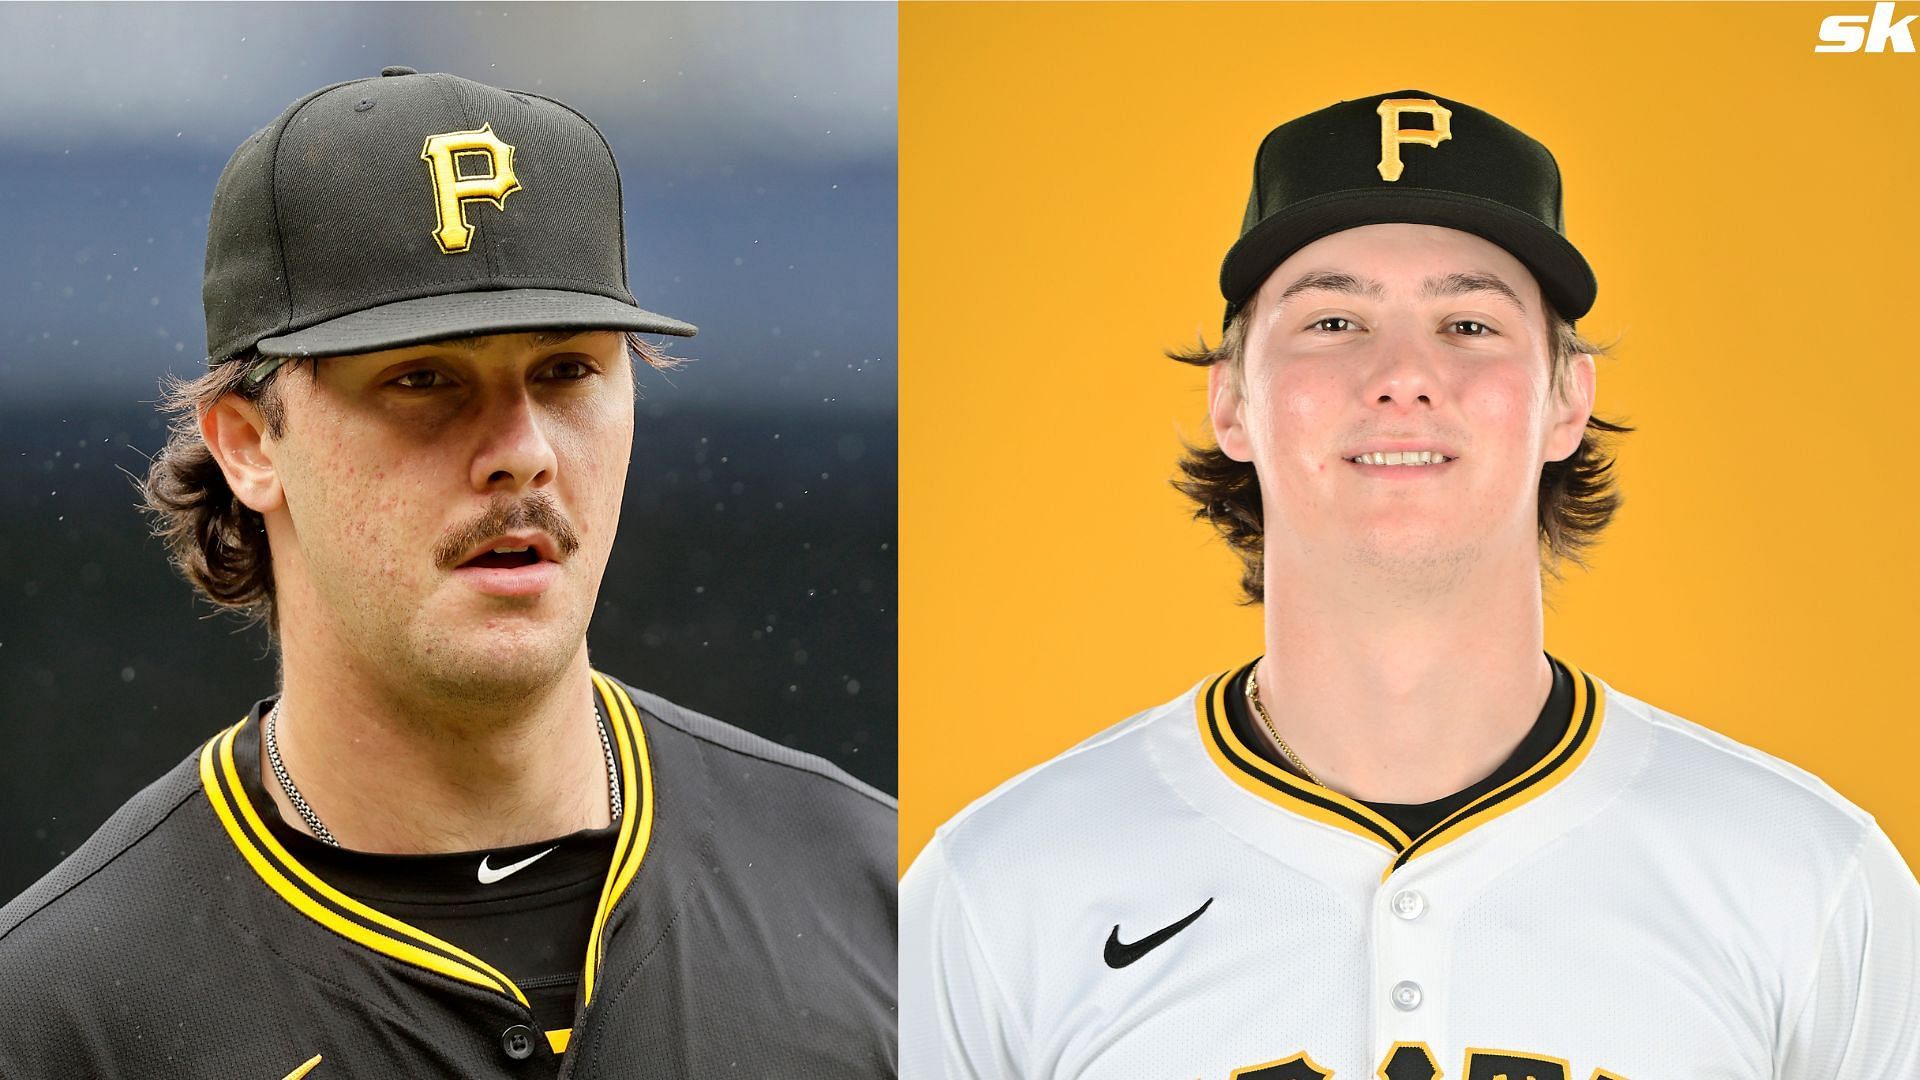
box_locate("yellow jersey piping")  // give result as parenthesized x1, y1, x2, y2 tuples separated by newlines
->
(1385, 664, 1603, 877)
(1194, 658, 1605, 878)
(1197, 666, 1413, 852)
(582, 671, 655, 1006)
(196, 670, 655, 1016)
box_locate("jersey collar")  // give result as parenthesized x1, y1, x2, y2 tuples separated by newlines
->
(1195, 657, 1605, 881)
(196, 670, 654, 1011)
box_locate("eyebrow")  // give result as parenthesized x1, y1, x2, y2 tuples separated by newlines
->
(1273, 269, 1528, 313)
(1421, 271, 1526, 312)
(1275, 271, 1384, 306)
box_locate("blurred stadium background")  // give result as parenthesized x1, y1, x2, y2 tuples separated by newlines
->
(0, 3, 897, 900)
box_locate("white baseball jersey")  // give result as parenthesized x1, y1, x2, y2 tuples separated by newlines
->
(901, 660, 1920, 1079)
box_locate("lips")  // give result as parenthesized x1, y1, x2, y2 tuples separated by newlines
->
(1349, 450, 1450, 467)
(461, 546, 540, 570)
(1342, 436, 1461, 472)
(448, 532, 565, 598)
(451, 532, 561, 570)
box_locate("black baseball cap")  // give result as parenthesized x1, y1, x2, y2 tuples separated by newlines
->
(203, 66, 695, 370)
(1220, 90, 1596, 326)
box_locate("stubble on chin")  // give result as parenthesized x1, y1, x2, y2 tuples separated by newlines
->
(1344, 529, 1480, 605)
(398, 603, 592, 716)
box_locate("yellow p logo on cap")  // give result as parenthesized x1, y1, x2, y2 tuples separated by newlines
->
(1375, 99, 1452, 182)
(421, 124, 521, 254)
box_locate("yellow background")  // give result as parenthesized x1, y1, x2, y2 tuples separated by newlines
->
(901, 2, 1920, 868)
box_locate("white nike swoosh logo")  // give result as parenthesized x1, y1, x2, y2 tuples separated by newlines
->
(478, 845, 558, 884)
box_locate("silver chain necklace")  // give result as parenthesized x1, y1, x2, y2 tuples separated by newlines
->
(262, 699, 623, 848)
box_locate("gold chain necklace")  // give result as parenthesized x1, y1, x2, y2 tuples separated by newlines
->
(1245, 663, 1323, 786)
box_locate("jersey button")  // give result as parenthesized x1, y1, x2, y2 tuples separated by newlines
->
(1390, 980, 1423, 1011)
(1391, 889, 1427, 920)
(500, 1024, 537, 1061)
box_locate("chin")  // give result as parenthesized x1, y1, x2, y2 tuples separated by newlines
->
(402, 612, 590, 705)
(1346, 522, 1480, 589)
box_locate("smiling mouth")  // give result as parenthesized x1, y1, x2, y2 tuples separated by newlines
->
(459, 545, 543, 569)
(1349, 451, 1452, 466)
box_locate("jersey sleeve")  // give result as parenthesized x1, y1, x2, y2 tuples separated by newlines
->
(900, 833, 1028, 1080)
(1778, 822, 1920, 1078)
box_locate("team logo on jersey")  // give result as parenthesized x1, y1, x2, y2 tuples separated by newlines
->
(1103, 897, 1214, 968)
(420, 123, 522, 254)
(1226, 1045, 1627, 1079)
(1375, 98, 1452, 182)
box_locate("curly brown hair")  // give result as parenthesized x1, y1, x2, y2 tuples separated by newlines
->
(1169, 307, 1630, 604)
(139, 333, 678, 633)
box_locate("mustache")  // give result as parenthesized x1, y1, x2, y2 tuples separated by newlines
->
(434, 492, 583, 568)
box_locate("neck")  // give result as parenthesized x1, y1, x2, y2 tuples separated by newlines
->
(264, 641, 611, 854)
(1256, 544, 1552, 804)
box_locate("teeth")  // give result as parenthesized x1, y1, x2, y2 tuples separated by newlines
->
(491, 546, 531, 554)
(1352, 451, 1447, 466)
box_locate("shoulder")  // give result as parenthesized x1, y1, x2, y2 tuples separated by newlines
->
(609, 673, 893, 812)
(0, 742, 220, 1066)
(600, 672, 894, 873)
(917, 676, 1204, 878)
(600, 673, 896, 981)
(1600, 680, 1880, 849)
(0, 746, 206, 946)
(1591, 678, 1904, 928)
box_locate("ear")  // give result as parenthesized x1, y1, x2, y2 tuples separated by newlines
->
(200, 394, 286, 515)
(1208, 360, 1254, 463)
(1544, 351, 1596, 463)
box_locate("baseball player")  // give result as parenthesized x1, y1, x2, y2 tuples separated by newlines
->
(0, 69, 895, 1078)
(900, 91, 1920, 1078)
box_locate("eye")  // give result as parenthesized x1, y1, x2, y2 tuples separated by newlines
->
(540, 356, 598, 382)
(391, 369, 449, 390)
(1448, 319, 1495, 336)
(1311, 317, 1355, 333)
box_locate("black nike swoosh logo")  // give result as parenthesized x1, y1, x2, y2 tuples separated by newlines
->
(1103, 897, 1214, 969)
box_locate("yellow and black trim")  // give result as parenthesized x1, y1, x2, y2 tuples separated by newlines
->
(582, 670, 655, 1007)
(197, 671, 655, 1016)
(1196, 658, 1605, 880)
(1386, 663, 1601, 874)
(1199, 667, 1415, 852)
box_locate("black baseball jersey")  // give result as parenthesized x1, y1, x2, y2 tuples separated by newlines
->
(0, 672, 896, 1078)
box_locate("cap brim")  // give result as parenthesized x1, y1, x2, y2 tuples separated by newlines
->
(1220, 188, 1596, 323)
(255, 288, 697, 358)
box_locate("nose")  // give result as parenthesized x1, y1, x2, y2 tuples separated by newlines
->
(1360, 329, 1440, 412)
(469, 388, 557, 493)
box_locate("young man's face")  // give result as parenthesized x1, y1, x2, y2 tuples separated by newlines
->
(1211, 223, 1594, 593)
(232, 330, 635, 700)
